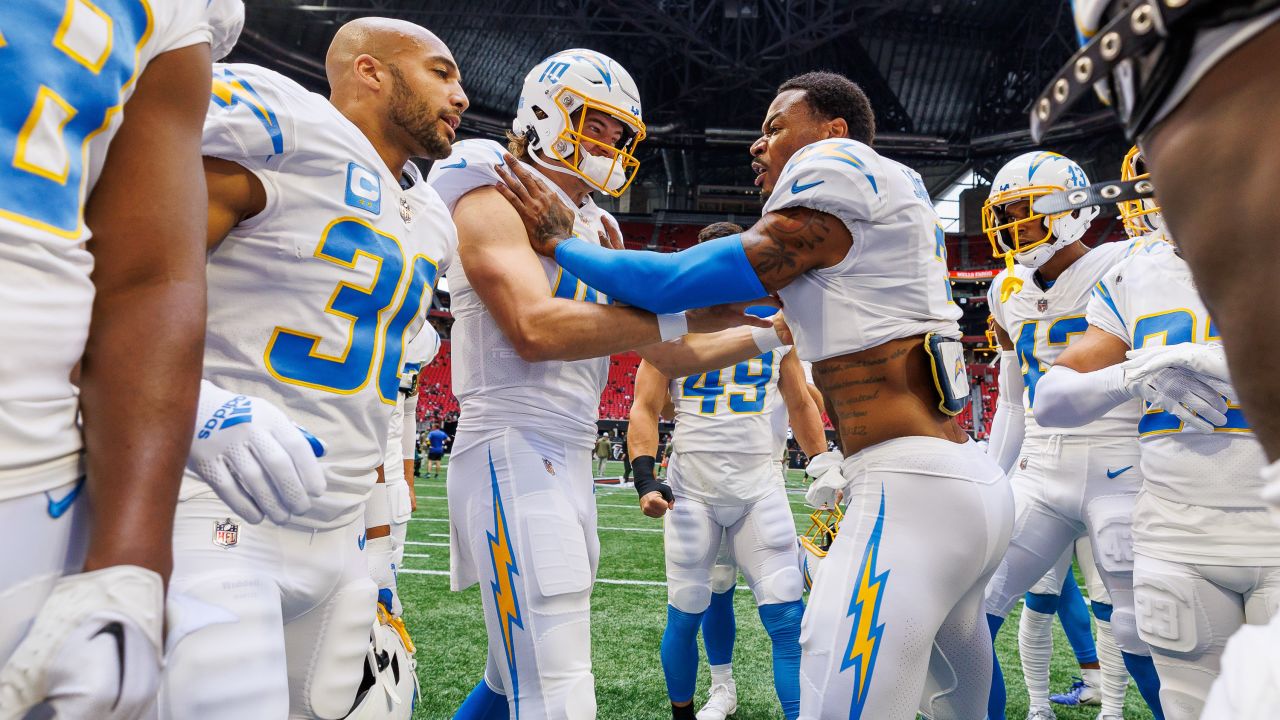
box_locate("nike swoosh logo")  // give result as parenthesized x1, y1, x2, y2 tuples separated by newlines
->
(1106, 465, 1134, 479)
(46, 477, 86, 519)
(790, 178, 825, 194)
(93, 621, 126, 711)
(441, 158, 467, 169)
(358, 532, 367, 551)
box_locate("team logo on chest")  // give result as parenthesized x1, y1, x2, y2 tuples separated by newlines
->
(345, 162, 381, 214)
(213, 518, 240, 548)
(1036, 298, 1049, 313)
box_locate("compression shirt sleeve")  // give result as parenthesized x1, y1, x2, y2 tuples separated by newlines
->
(1034, 364, 1131, 428)
(985, 351, 1026, 473)
(552, 235, 767, 314)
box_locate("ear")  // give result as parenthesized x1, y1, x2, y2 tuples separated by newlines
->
(825, 117, 849, 140)
(352, 54, 385, 93)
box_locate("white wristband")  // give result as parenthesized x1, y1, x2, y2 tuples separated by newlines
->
(751, 324, 785, 353)
(366, 478, 391, 529)
(657, 312, 689, 342)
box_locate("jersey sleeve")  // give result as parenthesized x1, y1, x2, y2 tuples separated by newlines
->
(203, 64, 298, 163)
(762, 138, 886, 225)
(986, 276, 1008, 334)
(1086, 262, 1131, 345)
(148, 0, 218, 59)
(426, 139, 510, 211)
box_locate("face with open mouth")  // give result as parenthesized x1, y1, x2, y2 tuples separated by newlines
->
(750, 88, 825, 198)
(384, 37, 469, 161)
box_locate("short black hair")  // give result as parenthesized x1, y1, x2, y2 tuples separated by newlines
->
(778, 71, 875, 146)
(698, 221, 744, 243)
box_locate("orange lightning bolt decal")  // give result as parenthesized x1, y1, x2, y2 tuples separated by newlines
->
(486, 449, 523, 718)
(841, 486, 889, 718)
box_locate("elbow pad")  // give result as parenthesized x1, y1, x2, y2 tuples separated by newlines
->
(553, 235, 767, 314)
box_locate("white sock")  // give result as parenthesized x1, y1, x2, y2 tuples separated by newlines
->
(1018, 606, 1055, 709)
(709, 663, 734, 688)
(1095, 617, 1128, 715)
(1081, 667, 1101, 689)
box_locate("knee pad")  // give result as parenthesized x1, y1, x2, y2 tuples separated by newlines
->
(1134, 568, 1208, 656)
(562, 673, 597, 720)
(1088, 494, 1136, 575)
(294, 578, 378, 719)
(1244, 569, 1280, 623)
(752, 564, 804, 607)
(710, 563, 738, 595)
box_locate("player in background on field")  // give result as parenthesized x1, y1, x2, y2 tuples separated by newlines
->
(157, 18, 465, 718)
(500, 70, 1015, 720)
(1031, 164, 1280, 720)
(0, 3, 242, 717)
(426, 424, 450, 477)
(979, 151, 1160, 720)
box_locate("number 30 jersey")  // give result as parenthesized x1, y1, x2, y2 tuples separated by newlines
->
(200, 64, 456, 529)
(988, 241, 1141, 440)
(0, 0, 217, 498)
(668, 348, 786, 504)
(427, 139, 612, 451)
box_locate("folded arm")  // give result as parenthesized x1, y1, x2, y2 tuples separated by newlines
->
(1034, 326, 1132, 428)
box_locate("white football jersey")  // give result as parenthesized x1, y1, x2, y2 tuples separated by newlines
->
(427, 139, 611, 449)
(198, 64, 456, 529)
(668, 348, 786, 504)
(0, 0, 217, 499)
(989, 241, 1142, 439)
(1087, 239, 1274, 559)
(762, 138, 962, 362)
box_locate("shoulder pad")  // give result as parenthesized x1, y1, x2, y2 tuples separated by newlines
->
(426, 139, 510, 211)
(204, 63, 300, 161)
(763, 138, 886, 223)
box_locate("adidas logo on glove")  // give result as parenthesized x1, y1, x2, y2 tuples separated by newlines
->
(198, 395, 253, 439)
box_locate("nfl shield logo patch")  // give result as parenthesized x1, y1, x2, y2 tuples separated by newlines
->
(543, 458, 556, 476)
(213, 518, 239, 548)
(1019, 457, 1029, 470)
(1036, 298, 1049, 313)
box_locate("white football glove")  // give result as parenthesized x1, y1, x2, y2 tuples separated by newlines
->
(0, 566, 163, 720)
(1122, 342, 1234, 386)
(1130, 365, 1231, 433)
(804, 451, 847, 510)
(189, 380, 327, 524)
(367, 535, 403, 618)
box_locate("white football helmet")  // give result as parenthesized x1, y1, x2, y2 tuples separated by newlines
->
(346, 607, 420, 720)
(982, 151, 1099, 299)
(1118, 145, 1165, 239)
(798, 506, 842, 592)
(512, 49, 646, 197)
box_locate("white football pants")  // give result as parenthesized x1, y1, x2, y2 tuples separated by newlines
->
(447, 426, 598, 720)
(799, 437, 1013, 720)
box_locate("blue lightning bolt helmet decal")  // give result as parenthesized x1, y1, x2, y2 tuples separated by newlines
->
(841, 485, 890, 718)
(487, 449, 523, 718)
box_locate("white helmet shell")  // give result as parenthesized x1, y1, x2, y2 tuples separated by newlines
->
(984, 151, 1099, 269)
(346, 610, 421, 720)
(512, 49, 646, 197)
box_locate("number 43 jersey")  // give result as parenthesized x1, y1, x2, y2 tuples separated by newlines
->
(668, 348, 786, 505)
(200, 63, 456, 529)
(988, 241, 1141, 440)
(0, 1, 214, 498)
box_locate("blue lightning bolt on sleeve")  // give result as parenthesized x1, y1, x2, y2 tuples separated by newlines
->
(552, 235, 767, 314)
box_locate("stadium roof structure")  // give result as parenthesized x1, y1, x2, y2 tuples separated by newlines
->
(233, 0, 1130, 205)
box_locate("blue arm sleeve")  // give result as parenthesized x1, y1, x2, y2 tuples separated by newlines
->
(552, 235, 768, 314)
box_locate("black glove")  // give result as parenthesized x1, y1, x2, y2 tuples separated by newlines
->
(631, 456, 674, 504)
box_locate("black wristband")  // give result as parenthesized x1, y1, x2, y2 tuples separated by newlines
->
(631, 456, 672, 503)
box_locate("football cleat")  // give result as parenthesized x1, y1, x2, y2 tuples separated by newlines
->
(798, 505, 842, 592)
(513, 49, 646, 197)
(1026, 707, 1057, 720)
(696, 680, 738, 720)
(345, 605, 420, 719)
(1050, 676, 1101, 707)
(982, 152, 1099, 300)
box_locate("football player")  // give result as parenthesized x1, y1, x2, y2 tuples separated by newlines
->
(1039, 0, 1280, 531)
(0, 2, 240, 717)
(499, 70, 1015, 720)
(629, 337, 826, 720)
(1032, 195, 1280, 720)
(385, 324, 440, 593)
(430, 50, 787, 720)
(156, 18, 465, 719)
(979, 151, 1161, 720)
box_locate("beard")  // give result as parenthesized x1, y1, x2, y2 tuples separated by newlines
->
(387, 64, 453, 160)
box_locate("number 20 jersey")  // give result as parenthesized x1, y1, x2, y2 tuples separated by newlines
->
(988, 241, 1141, 440)
(0, 0, 215, 499)
(200, 64, 456, 529)
(668, 348, 786, 504)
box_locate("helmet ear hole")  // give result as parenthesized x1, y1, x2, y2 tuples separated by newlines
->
(532, 106, 548, 121)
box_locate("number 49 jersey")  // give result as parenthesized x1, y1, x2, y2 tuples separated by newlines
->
(200, 63, 456, 529)
(988, 241, 1141, 439)
(667, 348, 786, 505)
(0, 0, 215, 498)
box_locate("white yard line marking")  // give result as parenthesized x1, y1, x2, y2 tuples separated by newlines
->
(398, 567, 750, 591)
(404, 540, 449, 547)
(404, 553, 432, 559)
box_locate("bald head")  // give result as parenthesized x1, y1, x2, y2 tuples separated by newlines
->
(326, 17, 449, 91)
